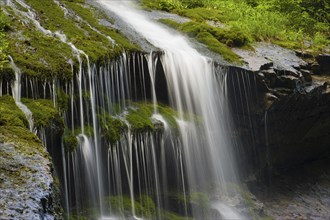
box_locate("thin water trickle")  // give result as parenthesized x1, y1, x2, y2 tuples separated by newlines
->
(8, 56, 34, 132)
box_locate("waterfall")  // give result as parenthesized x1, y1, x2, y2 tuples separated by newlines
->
(58, 1, 242, 219)
(4, 0, 244, 219)
(8, 56, 34, 132)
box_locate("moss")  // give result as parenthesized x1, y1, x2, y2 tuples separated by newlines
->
(177, 8, 225, 22)
(196, 32, 242, 63)
(159, 19, 243, 63)
(126, 104, 154, 132)
(107, 195, 155, 217)
(5, 7, 73, 79)
(2, 0, 139, 80)
(22, 98, 64, 131)
(188, 191, 211, 216)
(100, 114, 127, 145)
(56, 88, 70, 112)
(0, 95, 28, 128)
(63, 129, 78, 152)
(106, 195, 191, 220)
(0, 126, 44, 155)
(60, 1, 139, 52)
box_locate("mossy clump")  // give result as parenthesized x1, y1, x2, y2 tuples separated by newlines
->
(159, 19, 243, 63)
(63, 125, 94, 152)
(22, 98, 64, 131)
(196, 32, 242, 63)
(56, 89, 70, 112)
(106, 194, 191, 220)
(0, 95, 28, 128)
(107, 195, 156, 217)
(0, 126, 44, 155)
(63, 129, 78, 152)
(1, 0, 139, 80)
(100, 114, 127, 145)
(126, 104, 154, 132)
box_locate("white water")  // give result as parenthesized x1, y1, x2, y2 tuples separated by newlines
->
(8, 56, 34, 132)
(97, 0, 241, 218)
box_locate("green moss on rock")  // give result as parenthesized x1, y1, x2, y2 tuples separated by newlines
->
(0, 95, 28, 128)
(100, 113, 127, 145)
(126, 104, 154, 132)
(22, 98, 64, 131)
(159, 19, 243, 63)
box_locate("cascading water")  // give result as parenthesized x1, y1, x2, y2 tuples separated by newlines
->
(4, 0, 245, 219)
(8, 56, 34, 132)
(57, 1, 243, 219)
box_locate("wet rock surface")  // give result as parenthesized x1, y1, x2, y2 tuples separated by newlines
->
(252, 159, 330, 220)
(0, 142, 60, 219)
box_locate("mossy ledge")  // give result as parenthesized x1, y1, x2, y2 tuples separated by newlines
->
(1, 0, 140, 81)
(159, 19, 244, 63)
(0, 96, 62, 218)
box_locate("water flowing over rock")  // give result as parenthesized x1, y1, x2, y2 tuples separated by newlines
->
(1, 0, 329, 219)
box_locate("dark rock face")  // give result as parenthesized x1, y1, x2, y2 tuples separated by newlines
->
(250, 159, 330, 220)
(315, 54, 330, 75)
(226, 48, 330, 180)
(0, 142, 61, 219)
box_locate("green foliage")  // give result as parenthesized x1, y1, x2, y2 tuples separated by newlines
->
(143, 0, 330, 52)
(63, 129, 78, 152)
(160, 19, 242, 62)
(99, 113, 127, 145)
(56, 89, 70, 112)
(2, 0, 138, 80)
(0, 126, 43, 153)
(126, 104, 154, 132)
(106, 195, 190, 219)
(0, 95, 28, 128)
(22, 98, 64, 131)
(0, 11, 8, 70)
(160, 19, 243, 63)
(5, 6, 73, 79)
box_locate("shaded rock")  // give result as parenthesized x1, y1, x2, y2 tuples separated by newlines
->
(295, 50, 314, 59)
(260, 62, 273, 70)
(315, 54, 330, 75)
(300, 69, 312, 82)
(253, 159, 330, 220)
(275, 75, 300, 89)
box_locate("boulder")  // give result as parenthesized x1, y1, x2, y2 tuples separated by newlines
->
(0, 141, 62, 219)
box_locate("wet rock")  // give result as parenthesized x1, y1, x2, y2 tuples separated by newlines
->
(300, 69, 312, 82)
(0, 142, 61, 219)
(295, 50, 314, 59)
(315, 54, 330, 75)
(253, 159, 330, 220)
(275, 75, 300, 89)
(260, 62, 273, 70)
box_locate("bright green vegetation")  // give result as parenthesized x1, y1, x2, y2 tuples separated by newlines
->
(99, 102, 181, 144)
(0, 95, 29, 128)
(100, 113, 127, 145)
(63, 125, 94, 152)
(126, 104, 155, 132)
(63, 129, 78, 152)
(1, 0, 138, 80)
(4, 6, 73, 79)
(142, 0, 330, 53)
(107, 195, 191, 220)
(0, 11, 8, 70)
(160, 19, 244, 62)
(22, 98, 64, 131)
(0, 95, 45, 155)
